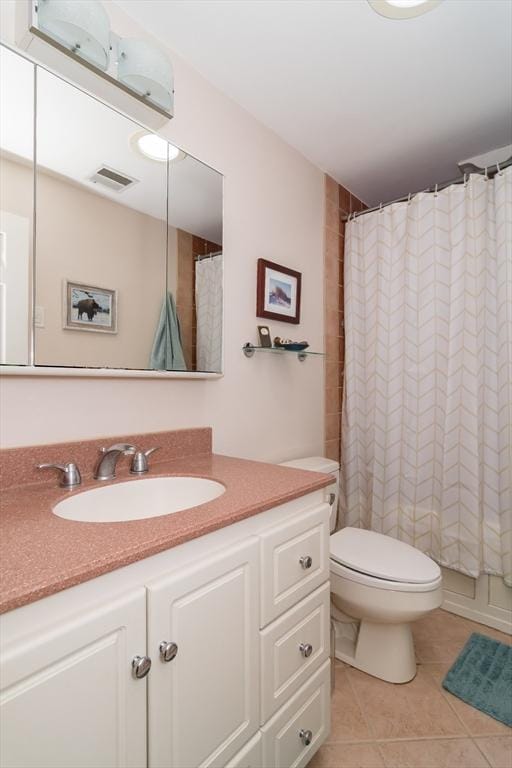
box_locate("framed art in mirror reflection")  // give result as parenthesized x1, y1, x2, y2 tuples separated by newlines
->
(62, 280, 117, 334)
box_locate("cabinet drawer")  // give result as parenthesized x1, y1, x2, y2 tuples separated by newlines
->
(260, 503, 330, 626)
(261, 583, 330, 722)
(261, 660, 330, 768)
(225, 733, 262, 768)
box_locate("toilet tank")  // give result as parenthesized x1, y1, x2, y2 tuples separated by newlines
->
(279, 456, 340, 532)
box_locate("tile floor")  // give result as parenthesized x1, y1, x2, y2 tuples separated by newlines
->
(307, 609, 511, 768)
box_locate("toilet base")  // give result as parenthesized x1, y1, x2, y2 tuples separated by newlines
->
(334, 619, 417, 683)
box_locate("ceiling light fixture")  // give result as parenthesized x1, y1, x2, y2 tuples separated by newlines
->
(132, 131, 184, 163)
(368, 0, 442, 19)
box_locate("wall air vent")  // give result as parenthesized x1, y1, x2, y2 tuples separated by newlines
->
(88, 165, 139, 193)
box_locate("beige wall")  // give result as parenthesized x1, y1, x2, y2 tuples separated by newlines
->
(0, 2, 325, 464)
(2, 157, 171, 369)
(36, 166, 167, 369)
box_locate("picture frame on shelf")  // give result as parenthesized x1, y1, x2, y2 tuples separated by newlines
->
(257, 325, 272, 347)
(256, 258, 301, 324)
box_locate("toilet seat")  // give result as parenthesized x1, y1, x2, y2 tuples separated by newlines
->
(330, 557, 442, 592)
(330, 527, 442, 592)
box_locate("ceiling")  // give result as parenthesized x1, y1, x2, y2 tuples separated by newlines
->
(114, 0, 512, 206)
(0, 45, 223, 243)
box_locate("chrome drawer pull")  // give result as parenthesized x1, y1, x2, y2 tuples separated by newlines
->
(299, 555, 313, 569)
(132, 655, 151, 679)
(299, 729, 313, 746)
(159, 641, 178, 662)
(299, 642, 313, 658)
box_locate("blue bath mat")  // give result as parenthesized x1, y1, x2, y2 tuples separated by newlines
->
(442, 632, 512, 727)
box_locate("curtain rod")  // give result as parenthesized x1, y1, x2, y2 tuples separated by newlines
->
(195, 250, 222, 261)
(345, 156, 512, 221)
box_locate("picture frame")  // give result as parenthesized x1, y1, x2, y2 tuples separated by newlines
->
(256, 259, 302, 324)
(63, 280, 117, 334)
(257, 325, 272, 347)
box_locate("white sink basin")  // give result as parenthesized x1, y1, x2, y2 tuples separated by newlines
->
(53, 476, 226, 523)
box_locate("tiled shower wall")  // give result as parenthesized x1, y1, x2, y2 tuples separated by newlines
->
(324, 176, 366, 461)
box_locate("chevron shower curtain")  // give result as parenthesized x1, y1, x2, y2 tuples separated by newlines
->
(195, 254, 223, 372)
(342, 168, 512, 584)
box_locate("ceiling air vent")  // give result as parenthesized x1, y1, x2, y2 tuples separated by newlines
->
(88, 165, 139, 193)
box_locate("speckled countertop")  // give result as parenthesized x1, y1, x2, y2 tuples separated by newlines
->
(0, 429, 331, 614)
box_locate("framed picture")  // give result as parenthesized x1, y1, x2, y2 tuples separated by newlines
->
(257, 325, 272, 347)
(63, 280, 117, 333)
(256, 259, 301, 324)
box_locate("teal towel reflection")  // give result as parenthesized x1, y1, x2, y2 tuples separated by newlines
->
(149, 292, 187, 371)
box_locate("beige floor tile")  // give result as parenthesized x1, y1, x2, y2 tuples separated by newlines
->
(422, 663, 511, 736)
(378, 738, 489, 768)
(328, 665, 372, 743)
(414, 637, 471, 664)
(413, 609, 511, 663)
(346, 666, 466, 739)
(307, 742, 385, 768)
(474, 737, 512, 768)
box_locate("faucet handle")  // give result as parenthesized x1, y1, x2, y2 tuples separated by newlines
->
(37, 462, 82, 488)
(130, 447, 161, 475)
(98, 443, 136, 455)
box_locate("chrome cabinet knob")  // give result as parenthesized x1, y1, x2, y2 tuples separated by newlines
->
(299, 729, 313, 746)
(328, 492, 336, 506)
(299, 642, 313, 658)
(159, 641, 178, 662)
(299, 555, 313, 569)
(132, 655, 151, 679)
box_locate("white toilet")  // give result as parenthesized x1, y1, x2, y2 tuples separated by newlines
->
(280, 457, 443, 684)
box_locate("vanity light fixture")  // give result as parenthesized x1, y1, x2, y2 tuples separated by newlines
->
(368, 0, 442, 19)
(132, 130, 185, 163)
(36, 0, 111, 70)
(117, 38, 173, 114)
(20, 1, 174, 121)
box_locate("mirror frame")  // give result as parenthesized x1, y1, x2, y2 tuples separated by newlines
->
(0, 42, 224, 380)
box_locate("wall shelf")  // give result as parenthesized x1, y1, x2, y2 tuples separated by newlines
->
(242, 343, 324, 362)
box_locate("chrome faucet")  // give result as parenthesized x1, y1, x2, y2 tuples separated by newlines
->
(94, 443, 136, 481)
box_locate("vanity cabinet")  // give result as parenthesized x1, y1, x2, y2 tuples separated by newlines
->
(147, 539, 260, 768)
(0, 589, 147, 768)
(0, 492, 330, 768)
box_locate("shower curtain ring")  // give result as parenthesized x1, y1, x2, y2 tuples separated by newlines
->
(484, 166, 488, 180)
(496, 161, 502, 175)
(434, 183, 438, 198)
(379, 202, 383, 214)
(463, 172, 468, 187)
(407, 192, 412, 205)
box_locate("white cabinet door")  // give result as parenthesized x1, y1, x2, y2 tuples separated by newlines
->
(224, 733, 262, 768)
(260, 583, 330, 722)
(260, 504, 330, 626)
(261, 661, 331, 768)
(0, 589, 147, 768)
(147, 538, 260, 768)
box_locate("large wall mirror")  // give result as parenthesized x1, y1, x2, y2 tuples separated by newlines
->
(0, 44, 223, 376)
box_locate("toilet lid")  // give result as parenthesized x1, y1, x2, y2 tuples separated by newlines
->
(330, 527, 441, 584)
